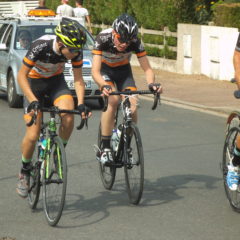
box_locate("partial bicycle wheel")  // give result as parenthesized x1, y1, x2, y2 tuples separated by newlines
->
(222, 126, 240, 212)
(226, 112, 240, 134)
(98, 124, 116, 190)
(42, 136, 67, 226)
(124, 123, 144, 205)
(28, 143, 41, 209)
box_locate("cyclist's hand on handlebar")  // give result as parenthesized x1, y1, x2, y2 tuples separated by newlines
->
(26, 101, 40, 127)
(148, 83, 162, 94)
(101, 84, 112, 97)
(77, 104, 92, 119)
(27, 100, 40, 113)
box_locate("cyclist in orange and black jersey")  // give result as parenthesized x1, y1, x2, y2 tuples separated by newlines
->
(92, 13, 162, 165)
(16, 18, 91, 198)
(93, 29, 146, 68)
(23, 34, 83, 79)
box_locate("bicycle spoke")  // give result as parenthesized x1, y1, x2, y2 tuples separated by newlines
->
(124, 123, 144, 205)
(28, 144, 41, 209)
(223, 127, 240, 212)
(98, 124, 116, 190)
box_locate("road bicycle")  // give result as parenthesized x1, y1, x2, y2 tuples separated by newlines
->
(26, 106, 86, 226)
(93, 90, 160, 205)
(222, 79, 240, 212)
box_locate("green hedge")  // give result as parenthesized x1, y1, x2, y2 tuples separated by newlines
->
(143, 34, 164, 45)
(213, 3, 240, 29)
(145, 46, 177, 59)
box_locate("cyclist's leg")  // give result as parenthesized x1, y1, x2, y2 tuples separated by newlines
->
(51, 74, 74, 145)
(226, 130, 240, 191)
(17, 97, 42, 198)
(115, 64, 138, 123)
(98, 73, 118, 163)
(233, 134, 240, 166)
(54, 96, 74, 142)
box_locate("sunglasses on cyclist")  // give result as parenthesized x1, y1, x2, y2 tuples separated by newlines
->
(62, 44, 81, 53)
(114, 32, 134, 44)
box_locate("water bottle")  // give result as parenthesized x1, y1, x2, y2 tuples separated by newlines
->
(111, 126, 121, 152)
(39, 138, 47, 160)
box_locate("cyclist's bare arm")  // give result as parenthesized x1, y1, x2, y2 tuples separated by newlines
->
(138, 55, 155, 84)
(138, 55, 162, 93)
(73, 67, 85, 105)
(92, 55, 106, 88)
(17, 64, 38, 103)
(233, 50, 240, 90)
(92, 55, 114, 96)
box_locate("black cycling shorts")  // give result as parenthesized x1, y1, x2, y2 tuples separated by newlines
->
(101, 63, 137, 91)
(23, 73, 72, 114)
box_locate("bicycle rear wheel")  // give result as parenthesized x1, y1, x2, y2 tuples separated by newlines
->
(222, 126, 240, 212)
(42, 136, 67, 226)
(28, 143, 41, 209)
(124, 123, 144, 205)
(98, 124, 116, 190)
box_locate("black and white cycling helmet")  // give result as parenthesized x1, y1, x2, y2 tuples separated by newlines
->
(112, 13, 138, 43)
(55, 17, 86, 49)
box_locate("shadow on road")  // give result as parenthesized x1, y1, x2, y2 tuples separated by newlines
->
(59, 173, 221, 229)
(0, 92, 7, 101)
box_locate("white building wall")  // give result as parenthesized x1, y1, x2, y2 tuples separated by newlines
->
(201, 25, 238, 80)
(178, 23, 239, 81)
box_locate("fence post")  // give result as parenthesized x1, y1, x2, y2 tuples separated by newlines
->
(140, 26, 144, 44)
(163, 26, 169, 59)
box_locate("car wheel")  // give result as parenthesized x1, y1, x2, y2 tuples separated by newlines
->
(7, 71, 22, 108)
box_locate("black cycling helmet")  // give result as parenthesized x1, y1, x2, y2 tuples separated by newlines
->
(55, 17, 86, 49)
(112, 13, 138, 43)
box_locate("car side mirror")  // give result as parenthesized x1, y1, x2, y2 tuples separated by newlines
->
(0, 43, 8, 51)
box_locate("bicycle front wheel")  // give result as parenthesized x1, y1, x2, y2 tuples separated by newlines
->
(42, 136, 67, 226)
(28, 144, 41, 209)
(98, 124, 116, 190)
(222, 126, 240, 212)
(124, 123, 144, 205)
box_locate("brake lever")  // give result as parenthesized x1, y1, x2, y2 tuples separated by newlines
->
(152, 92, 161, 110)
(102, 95, 108, 112)
(76, 118, 85, 130)
(26, 110, 38, 127)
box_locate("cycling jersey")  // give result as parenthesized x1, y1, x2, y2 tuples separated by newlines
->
(92, 28, 146, 68)
(23, 35, 83, 79)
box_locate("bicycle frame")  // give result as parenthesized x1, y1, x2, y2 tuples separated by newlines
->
(111, 95, 136, 167)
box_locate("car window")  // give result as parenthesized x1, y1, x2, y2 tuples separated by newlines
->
(0, 24, 9, 43)
(14, 24, 94, 51)
(15, 25, 55, 50)
(84, 32, 94, 51)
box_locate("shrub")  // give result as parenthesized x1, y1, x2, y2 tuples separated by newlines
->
(213, 3, 240, 28)
(142, 34, 164, 45)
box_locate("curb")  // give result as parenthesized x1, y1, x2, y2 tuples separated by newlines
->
(140, 95, 232, 118)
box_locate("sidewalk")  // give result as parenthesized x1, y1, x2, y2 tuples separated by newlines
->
(132, 66, 240, 116)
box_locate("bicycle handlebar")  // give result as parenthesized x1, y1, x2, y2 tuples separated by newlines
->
(105, 90, 160, 112)
(85, 90, 161, 112)
(230, 78, 240, 99)
(26, 106, 88, 130)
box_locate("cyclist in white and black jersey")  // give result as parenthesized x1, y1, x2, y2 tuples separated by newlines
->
(92, 13, 162, 164)
(16, 17, 91, 198)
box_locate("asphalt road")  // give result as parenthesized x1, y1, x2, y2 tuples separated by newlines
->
(0, 94, 239, 240)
